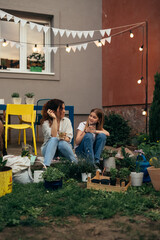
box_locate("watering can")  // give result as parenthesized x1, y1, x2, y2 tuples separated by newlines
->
(136, 154, 151, 183)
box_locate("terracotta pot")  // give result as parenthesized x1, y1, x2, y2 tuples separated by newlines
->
(147, 166, 160, 191)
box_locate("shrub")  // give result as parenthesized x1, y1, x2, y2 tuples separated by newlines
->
(149, 72, 160, 142)
(103, 112, 131, 146)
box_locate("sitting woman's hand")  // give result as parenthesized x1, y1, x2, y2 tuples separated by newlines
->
(47, 109, 57, 119)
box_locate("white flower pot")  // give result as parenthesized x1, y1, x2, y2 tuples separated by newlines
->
(130, 172, 144, 186)
(12, 97, 22, 104)
(81, 173, 91, 182)
(34, 170, 44, 183)
(25, 97, 34, 104)
(103, 157, 116, 172)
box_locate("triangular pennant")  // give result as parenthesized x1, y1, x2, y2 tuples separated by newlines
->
(77, 31, 83, 39)
(101, 39, 105, 45)
(20, 19, 27, 27)
(43, 26, 50, 33)
(106, 36, 111, 43)
(88, 31, 94, 38)
(106, 28, 111, 36)
(100, 30, 106, 37)
(14, 16, 20, 24)
(6, 14, 13, 21)
(71, 31, 77, 38)
(82, 43, 88, 50)
(0, 10, 6, 19)
(59, 29, 65, 37)
(77, 45, 82, 51)
(30, 22, 36, 30)
(36, 24, 43, 32)
(71, 46, 77, 52)
(65, 30, 71, 37)
(16, 43, 20, 48)
(10, 42, 16, 48)
(94, 40, 98, 47)
(52, 28, 59, 36)
(52, 47, 58, 54)
(83, 31, 89, 38)
(48, 48, 52, 53)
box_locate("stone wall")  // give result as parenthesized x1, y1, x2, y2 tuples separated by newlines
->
(103, 105, 150, 136)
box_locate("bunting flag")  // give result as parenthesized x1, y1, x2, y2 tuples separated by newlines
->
(0, 9, 112, 39)
(0, 9, 144, 54)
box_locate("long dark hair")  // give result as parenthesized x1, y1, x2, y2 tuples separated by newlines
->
(85, 108, 104, 130)
(41, 99, 64, 125)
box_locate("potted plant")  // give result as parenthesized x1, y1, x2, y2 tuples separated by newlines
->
(119, 167, 131, 186)
(11, 92, 21, 104)
(110, 168, 118, 186)
(27, 53, 45, 72)
(148, 156, 160, 191)
(77, 159, 95, 182)
(0, 153, 12, 197)
(101, 148, 117, 172)
(25, 92, 35, 104)
(42, 167, 65, 190)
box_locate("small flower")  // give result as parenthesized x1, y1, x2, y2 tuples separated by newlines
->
(157, 140, 159, 143)
(144, 138, 146, 141)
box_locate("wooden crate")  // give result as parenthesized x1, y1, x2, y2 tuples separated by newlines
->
(87, 171, 131, 192)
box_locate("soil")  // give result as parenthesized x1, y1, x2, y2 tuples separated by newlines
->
(0, 215, 160, 240)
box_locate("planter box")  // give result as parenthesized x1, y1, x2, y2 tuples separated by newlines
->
(87, 171, 131, 192)
(30, 66, 42, 72)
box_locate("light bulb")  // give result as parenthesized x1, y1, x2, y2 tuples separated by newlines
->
(97, 40, 102, 47)
(142, 110, 147, 116)
(130, 31, 134, 38)
(33, 44, 38, 53)
(66, 44, 71, 53)
(139, 45, 143, 51)
(2, 39, 8, 47)
(137, 79, 142, 84)
(137, 77, 143, 84)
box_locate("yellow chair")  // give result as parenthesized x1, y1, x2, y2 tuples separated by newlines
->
(5, 104, 37, 155)
(18, 110, 36, 144)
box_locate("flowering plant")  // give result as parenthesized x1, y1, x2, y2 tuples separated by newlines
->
(149, 157, 160, 168)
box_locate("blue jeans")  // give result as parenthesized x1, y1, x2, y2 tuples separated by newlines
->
(41, 137, 77, 166)
(75, 133, 106, 164)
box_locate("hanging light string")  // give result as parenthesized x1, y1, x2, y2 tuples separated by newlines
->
(0, 22, 145, 49)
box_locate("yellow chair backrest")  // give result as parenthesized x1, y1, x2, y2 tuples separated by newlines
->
(20, 110, 36, 123)
(6, 104, 34, 122)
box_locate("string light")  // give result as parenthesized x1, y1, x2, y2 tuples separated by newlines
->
(142, 108, 147, 116)
(33, 44, 38, 53)
(97, 40, 102, 47)
(66, 44, 71, 53)
(130, 31, 134, 38)
(139, 45, 144, 51)
(137, 77, 143, 84)
(2, 39, 8, 47)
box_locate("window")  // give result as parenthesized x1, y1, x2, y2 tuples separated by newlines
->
(0, 10, 52, 73)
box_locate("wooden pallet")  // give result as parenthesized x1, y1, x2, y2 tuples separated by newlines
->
(87, 171, 131, 192)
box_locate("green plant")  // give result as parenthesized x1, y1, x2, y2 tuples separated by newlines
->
(116, 147, 136, 171)
(25, 92, 34, 98)
(110, 168, 118, 180)
(104, 112, 131, 146)
(11, 92, 20, 98)
(77, 159, 95, 174)
(119, 167, 131, 181)
(149, 157, 160, 168)
(0, 153, 7, 169)
(27, 53, 45, 67)
(101, 148, 117, 159)
(42, 167, 65, 182)
(149, 72, 160, 142)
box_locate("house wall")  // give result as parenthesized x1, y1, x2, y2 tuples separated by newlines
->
(102, 0, 160, 134)
(0, 0, 102, 116)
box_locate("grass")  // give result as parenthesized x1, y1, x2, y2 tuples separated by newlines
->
(0, 180, 160, 231)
